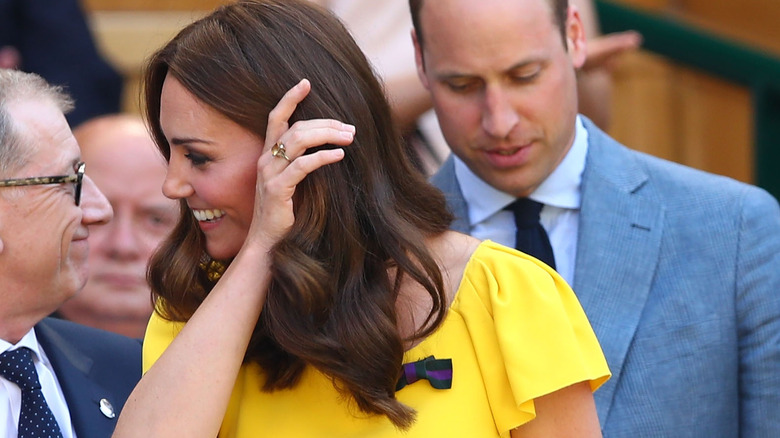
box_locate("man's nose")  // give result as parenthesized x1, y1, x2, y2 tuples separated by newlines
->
(481, 86, 520, 139)
(79, 175, 112, 226)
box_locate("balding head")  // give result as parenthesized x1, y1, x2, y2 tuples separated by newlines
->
(74, 114, 153, 154)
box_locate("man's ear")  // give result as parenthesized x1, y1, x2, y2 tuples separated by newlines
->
(412, 29, 430, 89)
(565, 5, 587, 69)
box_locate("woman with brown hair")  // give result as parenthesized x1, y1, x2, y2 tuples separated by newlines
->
(113, 1, 609, 436)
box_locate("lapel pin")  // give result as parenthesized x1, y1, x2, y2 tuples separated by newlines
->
(99, 398, 116, 419)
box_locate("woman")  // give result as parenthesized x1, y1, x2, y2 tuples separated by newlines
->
(114, 1, 609, 436)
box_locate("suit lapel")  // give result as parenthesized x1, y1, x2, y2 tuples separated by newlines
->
(36, 319, 117, 438)
(431, 157, 470, 233)
(574, 122, 665, 425)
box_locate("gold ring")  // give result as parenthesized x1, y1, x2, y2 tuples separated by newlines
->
(271, 142, 292, 162)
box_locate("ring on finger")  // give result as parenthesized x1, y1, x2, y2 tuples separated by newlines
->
(271, 142, 292, 163)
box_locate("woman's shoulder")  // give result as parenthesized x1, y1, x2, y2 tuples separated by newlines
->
(459, 239, 559, 287)
(424, 232, 479, 304)
(468, 239, 554, 270)
(424, 234, 565, 313)
(451, 239, 573, 316)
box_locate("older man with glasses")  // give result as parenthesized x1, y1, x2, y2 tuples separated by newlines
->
(0, 69, 141, 438)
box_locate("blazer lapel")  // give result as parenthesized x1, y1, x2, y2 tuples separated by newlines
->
(574, 121, 665, 426)
(36, 320, 118, 438)
(431, 156, 470, 233)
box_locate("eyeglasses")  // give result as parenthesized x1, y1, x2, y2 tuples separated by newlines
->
(0, 162, 85, 205)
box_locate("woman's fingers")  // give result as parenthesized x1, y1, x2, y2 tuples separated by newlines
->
(264, 79, 311, 152)
(247, 79, 354, 246)
(248, 147, 346, 247)
(262, 79, 355, 165)
(264, 148, 346, 201)
(261, 118, 354, 180)
(259, 79, 355, 187)
(274, 119, 355, 160)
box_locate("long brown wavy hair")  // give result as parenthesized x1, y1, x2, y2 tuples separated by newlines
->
(144, 0, 453, 429)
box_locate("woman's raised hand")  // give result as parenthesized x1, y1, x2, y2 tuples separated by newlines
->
(244, 79, 355, 251)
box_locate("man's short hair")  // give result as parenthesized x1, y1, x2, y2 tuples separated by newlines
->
(0, 70, 74, 176)
(409, 0, 569, 50)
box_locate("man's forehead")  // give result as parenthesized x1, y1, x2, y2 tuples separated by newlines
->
(419, 0, 555, 34)
(8, 101, 80, 173)
(420, 0, 556, 72)
(7, 99, 60, 138)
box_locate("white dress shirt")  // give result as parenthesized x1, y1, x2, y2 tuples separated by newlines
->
(1, 329, 76, 438)
(454, 116, 589, 285)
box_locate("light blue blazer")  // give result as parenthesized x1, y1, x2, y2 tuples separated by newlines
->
(432, 118, 780, 437)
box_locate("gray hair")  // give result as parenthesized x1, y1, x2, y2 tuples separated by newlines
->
(0, 70, 74, 176)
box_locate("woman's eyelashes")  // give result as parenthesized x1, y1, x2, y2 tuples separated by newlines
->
(184, 151, 210, 166)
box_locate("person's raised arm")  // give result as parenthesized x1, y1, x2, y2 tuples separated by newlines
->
(573, 0, 641, 129)
(113, 79, 354, 438)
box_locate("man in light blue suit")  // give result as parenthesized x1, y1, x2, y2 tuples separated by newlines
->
(0, 69, 141, 437)
(409, 0, 780, 435)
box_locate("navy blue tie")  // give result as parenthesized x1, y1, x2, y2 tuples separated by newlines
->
(0, 347, 64, 438)
(504, 198, 556, 269)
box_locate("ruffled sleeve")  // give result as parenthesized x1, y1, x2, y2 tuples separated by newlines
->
(454, 241, 610, 434)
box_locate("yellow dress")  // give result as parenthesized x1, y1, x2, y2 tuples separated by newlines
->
(144, 240, 610, 437)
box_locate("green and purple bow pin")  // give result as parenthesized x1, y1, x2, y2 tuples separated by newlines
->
(396, 355, 453, 391)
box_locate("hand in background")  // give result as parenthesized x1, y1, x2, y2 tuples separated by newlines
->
(582, 30, 642, 72)
(0, 46, 21, 69)
(576, 30, 642, 129)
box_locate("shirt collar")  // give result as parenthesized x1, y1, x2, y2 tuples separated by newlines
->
(455, 115, 588, 226)
(1, 328, 49, 367)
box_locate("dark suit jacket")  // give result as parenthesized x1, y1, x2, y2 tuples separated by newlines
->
(35, 317, 141, 438)
(432, 117, 780, 437)
(0, 0, 122, 126)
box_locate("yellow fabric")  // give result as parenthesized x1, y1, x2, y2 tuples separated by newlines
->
(144, 240, 610, 437)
